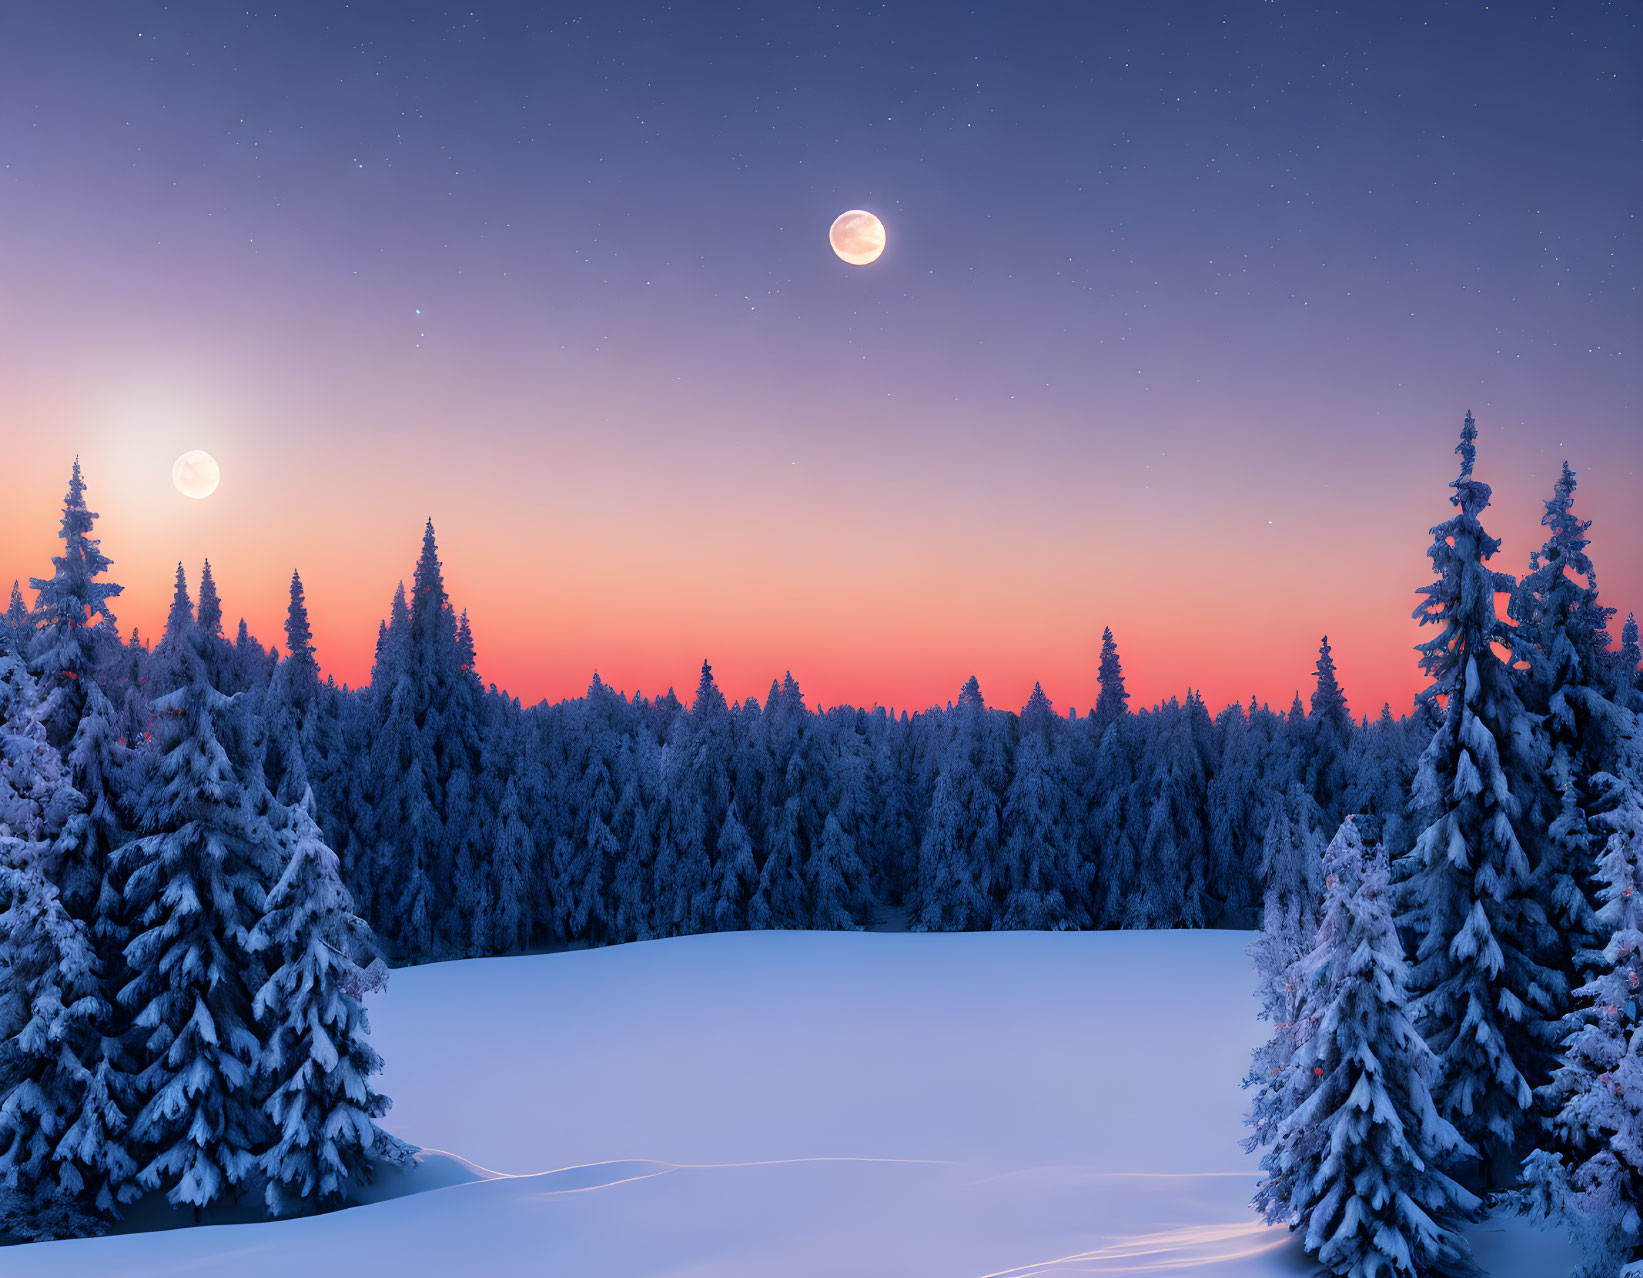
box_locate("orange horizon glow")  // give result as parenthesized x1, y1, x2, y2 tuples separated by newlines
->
(5, 431, 1634, 720)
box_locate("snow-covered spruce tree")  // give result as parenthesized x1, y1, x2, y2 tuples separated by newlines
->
(556, 721, 615, 946)
(999, 683, 1079, 929)
(26, 460, 123, 751)
(0, 658, 82, 869)
(1089, 712, 1141, 929)
(149, 563, 195, 696)
(486, 761, 535, 955)
(1242, 801, 1335, 1221)
(0, 858, 136, 1238)
(54, 680, 136, 938)
(609, 734, 661, 942)
(1343, 703, 1417, 861)
(911, 678, 998, 931)
(1208, 701, 1262, 923)
(346, 524, 484, 960)
(712, 802, 758, 931)
(1094, 627, 1129, 727)
(1132, 697, 1210, 928)
(1303, 636, 1354, 824)
(1260, 782, 1327, 939)
(868, 717, 918, 906)
(263, 570, 324, 806)
(351, 581, 412, 935)
(751, 673, 826, 929)
(1509, 462, 1621, 980)
(1517, 763, 1643, 1278)
(250, 786, 400, 1215)
(408, 524, 483, 959)
(658, 662, 733, 936)
(1, 582, 33, 659)
(1612, 613, 1642, 714)
(1400, 412, 1561, 1183)
(1272, 834, 1480, 1277)
(114, 635, 278, 1215)
(808, 725, 874, 929)
(192, 560, 233, 689)
(809, 811, 869, 930)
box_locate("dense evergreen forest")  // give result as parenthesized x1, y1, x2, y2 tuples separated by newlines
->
(6, 504, 1429, 960)
(3, 414, 1641, 1268)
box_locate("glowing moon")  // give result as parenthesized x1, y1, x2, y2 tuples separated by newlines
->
(172, 450, 221, 500)
(829, 209, 886, 265)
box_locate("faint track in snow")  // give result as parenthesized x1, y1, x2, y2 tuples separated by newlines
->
(974, 1220, 1292, 1276)
(963, 1166, 1261, 1188)
(413, 1146, 955, 1198)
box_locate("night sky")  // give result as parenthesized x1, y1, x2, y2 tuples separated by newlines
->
(2, 2, 1638, 714)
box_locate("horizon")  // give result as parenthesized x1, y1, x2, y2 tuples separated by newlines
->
(4, 426, 1637, 718)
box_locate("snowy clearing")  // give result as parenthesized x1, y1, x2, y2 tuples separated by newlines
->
(7, 930, 1576, 1276)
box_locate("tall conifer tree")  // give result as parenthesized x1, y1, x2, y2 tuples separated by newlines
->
(27, 461, 122, 750)
(1400, 412, 1561, 1182)
(1094, 627, 1129, 725)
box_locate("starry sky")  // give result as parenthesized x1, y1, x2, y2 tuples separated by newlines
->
(2, 2, 1638, 715)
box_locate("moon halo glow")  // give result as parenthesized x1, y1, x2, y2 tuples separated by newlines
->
(829, 210, 886, 265)
(172, 450, 221, 500)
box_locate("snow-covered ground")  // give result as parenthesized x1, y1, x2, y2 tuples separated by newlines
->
(8, 930, 1575, 1276)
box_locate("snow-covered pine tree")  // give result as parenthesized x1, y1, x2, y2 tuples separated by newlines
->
(808, 724, 874, 929)
(1089, 712, 1142, 929)
(486, 761, 535, 954)
(712, 802, 758, 931)
(1303, 636, 1353, 824)
(250, 786, 398, 1215)
(608, 733, 660, 942)
(559, 721, 615, 945)
(408, 524, 482, 958)
(1342, 703, 1416, 860)
(53, 681, 134, 934)
(870, 718, 918, 906)
(999, 683, 1078, 929)
(1132, 698, 1209, 928)
(1260, 782, 1327, 939)
(1510, 462, 1621, 983)
(808, 811, 868, 930)
(228, 617, 275, 697)
(751, 673, 824, 929)
(0, 858, 135, 1238)
(193, 560, 232, 688)
(910, 678, 997, 931)
(1271, 831, 1480, 1277)
(0, 582, 33, 659)
(664, 662, 733, 935)
(349, 582, 412, 934)
(1401, 412, 1562, 1183)
(1208, 702, 1259, 924)
(0, 659, 82, 872)
(149, 564, 196, 696)
(1517, 759, 1643, 1278)
(1094, 627, 1129, 726)
(114, 635, 278, 1215)
(26, 460, 123, 751)
(1243, 799, 1335, 1224)
(263, 571, 323, 806)
(1614, 613, 1643, 713)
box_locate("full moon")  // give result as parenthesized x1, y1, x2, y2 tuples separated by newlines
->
(172, 450, 221, 500)
(829, 209, 886, 265)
